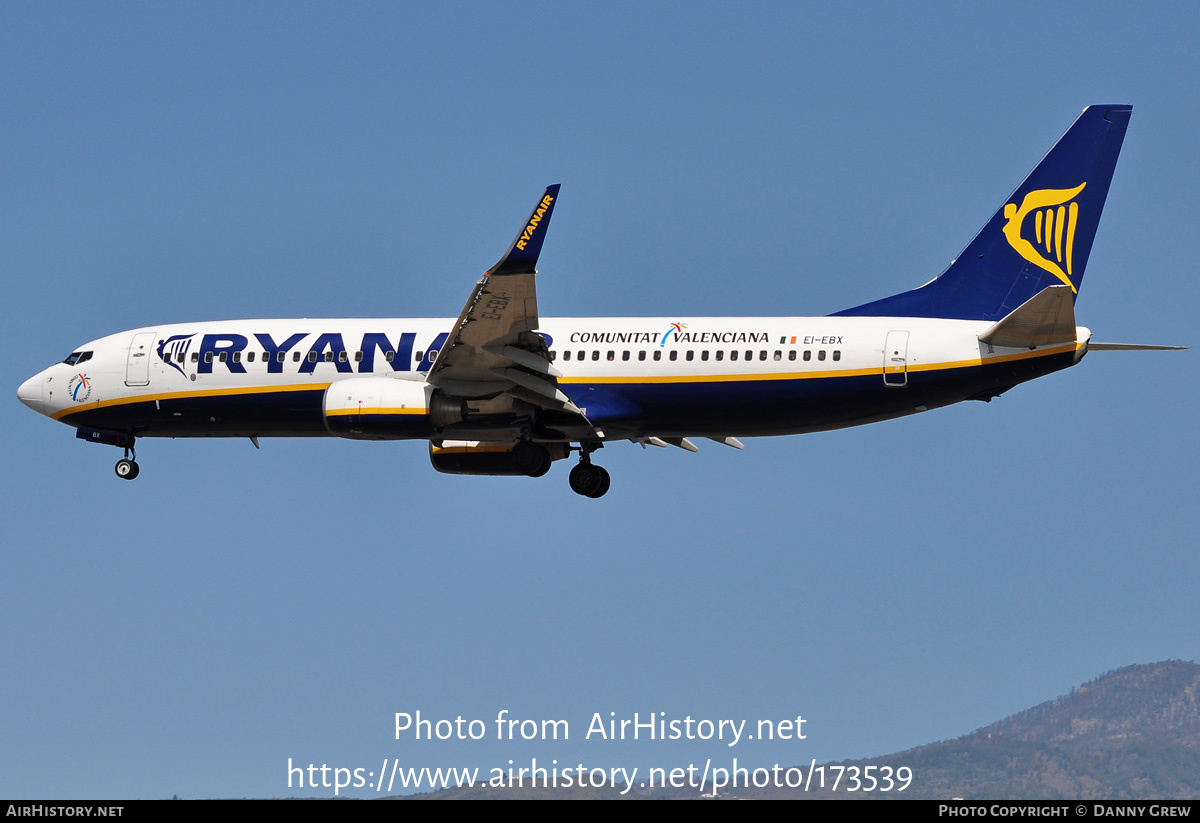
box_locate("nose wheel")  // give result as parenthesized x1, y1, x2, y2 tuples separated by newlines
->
(115, 458, 140, 480)
(115, 442, 139, 480)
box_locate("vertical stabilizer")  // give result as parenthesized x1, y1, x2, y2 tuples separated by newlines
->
(835, 105, 1131, 321)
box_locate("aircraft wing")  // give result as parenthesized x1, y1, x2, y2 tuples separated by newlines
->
(427, 185, 583, 415)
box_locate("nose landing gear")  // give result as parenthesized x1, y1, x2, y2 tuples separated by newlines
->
(115, 443, 139, 480)
(75, 428, 141, 480)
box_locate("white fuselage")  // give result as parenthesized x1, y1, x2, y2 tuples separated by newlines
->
(18, 315, 1090, 441)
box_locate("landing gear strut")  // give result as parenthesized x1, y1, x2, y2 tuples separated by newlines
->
(569, 443, 610, 498)
(115, 442, 139, 480)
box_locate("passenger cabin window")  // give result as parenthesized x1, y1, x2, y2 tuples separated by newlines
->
(607, 350, 614, 361)
(686, 350, 694, 361)
(715, 350, 723, 361)
(191, 352, 200, 363)
(354, 351, 363, 362)
(385, 351, 394, 362)
(247, 352, 255, 362)
(789, 351, 796, 361)
(638, 351, 646, 361)
(591, 351, 599, 361)
(669, 350, 678, 361)
(292, 352, 300, 362)
(731, 350, 739, 361)
(818, 350, 826, 361)
(803, 350, 811, 361)
(563, 351, 571, 361)
(205, 353, 213, 363)
(832, 350, 841, 361)
(622, 351, 630, 361)
(308, 352, 317, 362)
(653, 351, 661, 361)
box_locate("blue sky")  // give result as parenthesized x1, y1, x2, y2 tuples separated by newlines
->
(3, 2, 1198, 798)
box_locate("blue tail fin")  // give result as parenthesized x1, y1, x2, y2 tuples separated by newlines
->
(834, 105, 1132, 321)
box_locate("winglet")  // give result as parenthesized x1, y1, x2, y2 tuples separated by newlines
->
(486, 184, 561, 277)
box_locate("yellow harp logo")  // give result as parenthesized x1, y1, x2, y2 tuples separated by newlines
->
(1001, 182, 1086, 292)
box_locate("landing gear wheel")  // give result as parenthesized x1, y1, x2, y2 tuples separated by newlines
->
(512, 441, 551, 477)
(588, 466, 611, 498)
(527, 449, 552, 478)
(115, 459, 140, 480)
(569, 463, 610, 497)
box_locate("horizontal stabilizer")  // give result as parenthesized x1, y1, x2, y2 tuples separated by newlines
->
(1087, 342, 1188, 351)
(978, 285, 1076, 349)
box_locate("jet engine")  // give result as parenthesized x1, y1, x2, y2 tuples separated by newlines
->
(322, 377, 434, 439)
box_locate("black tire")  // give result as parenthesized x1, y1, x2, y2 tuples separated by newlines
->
(115, 459, 139, 480)
(569, 463, 600, 496)
(527, 449, 552, 478)
(512, 441, 550, 476)
(587, 466, 611, 498)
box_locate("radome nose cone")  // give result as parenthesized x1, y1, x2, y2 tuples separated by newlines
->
(17, 374, 44, 413)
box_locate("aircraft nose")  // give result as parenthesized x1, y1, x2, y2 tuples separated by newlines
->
(17, 373, 45, 414)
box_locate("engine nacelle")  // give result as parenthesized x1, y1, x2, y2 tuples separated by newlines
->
(323, 377, 433, 440)
(430, 440, 567, 476)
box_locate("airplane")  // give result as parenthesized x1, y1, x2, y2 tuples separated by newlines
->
(17, 105, 1183, 498)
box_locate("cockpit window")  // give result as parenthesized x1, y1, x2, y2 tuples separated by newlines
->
(62, 351, 92, 366)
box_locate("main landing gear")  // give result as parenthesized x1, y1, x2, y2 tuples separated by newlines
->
(568, 444, 610, 498)
(115, 444, 140, 480)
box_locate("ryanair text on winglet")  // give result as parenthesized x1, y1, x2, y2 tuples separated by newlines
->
(515, 194, 554, 251)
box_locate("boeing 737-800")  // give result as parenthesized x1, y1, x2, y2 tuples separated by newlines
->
(17, 105, 1181, 497)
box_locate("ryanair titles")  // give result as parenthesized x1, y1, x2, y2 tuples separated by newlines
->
(516, 194, 555, 251)
(569, 330, 769, 345)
